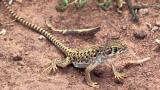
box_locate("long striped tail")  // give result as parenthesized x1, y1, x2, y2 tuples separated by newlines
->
(2, 0, 73, 55)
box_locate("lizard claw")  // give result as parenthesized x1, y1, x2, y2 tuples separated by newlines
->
(114, 72, 126, 80)
(41, 60, 58, 75)
(87, 81, 100, 88)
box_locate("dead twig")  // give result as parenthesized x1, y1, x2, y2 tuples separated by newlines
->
(127, 57, 150, 66)
(45, 19, 100, 35)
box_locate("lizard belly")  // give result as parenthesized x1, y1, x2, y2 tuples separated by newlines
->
(72, 54, 107, 68)
(72, 61, 90, 68)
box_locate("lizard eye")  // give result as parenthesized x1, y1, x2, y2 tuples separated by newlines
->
(112, 47, 118, 53)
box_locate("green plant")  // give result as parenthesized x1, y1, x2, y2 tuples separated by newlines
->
(75, 0, 87, 9)
(56, 0, 69, 12)
(55, 0, 114, 12)
(96, 0, 112, 11)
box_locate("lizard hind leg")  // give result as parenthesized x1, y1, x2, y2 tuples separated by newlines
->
(85, 62, 100, 88)
(42, 57, 72, 75)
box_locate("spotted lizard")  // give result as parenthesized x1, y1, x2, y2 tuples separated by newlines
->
(2, 0, 127, 88)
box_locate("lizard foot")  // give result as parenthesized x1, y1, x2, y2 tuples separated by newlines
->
(42, 60, 58, 75)
(114, 72, 126, 80)
(87, 81, 100, 88)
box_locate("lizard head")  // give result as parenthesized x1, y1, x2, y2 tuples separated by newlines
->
(103, 40, 127, 56)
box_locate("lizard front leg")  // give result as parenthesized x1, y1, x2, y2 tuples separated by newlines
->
(85, 62, 100, 88)
(42, 57, 72, 75)
(110, 61, 126, 80)
(56, 57, 72, 68)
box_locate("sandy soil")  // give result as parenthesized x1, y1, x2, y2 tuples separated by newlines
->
(0, 0, 160, 90)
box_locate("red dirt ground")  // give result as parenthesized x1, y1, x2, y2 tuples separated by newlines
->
(0, 0, 160, 90)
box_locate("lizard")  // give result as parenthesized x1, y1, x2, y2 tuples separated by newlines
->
(2, 0, 127, 88)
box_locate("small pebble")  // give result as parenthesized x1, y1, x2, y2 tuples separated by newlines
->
(151, 26, 159, 32)
(25, 51, 29, 55)
(93, 68, 105, 78)
(38, 35, 46, 40)
(16, 0, 23, 3)
(109, 32, 120, 39)
(155, 21, 160, 27)
(17, 61, 25, 66)
(139, 9, 149, 16)
(133, 30, 147, 39)
(155, 38, 160, 44)
(114, 78, 124, 84)
(3, 38, 7, 41)
(9, 0, 14, 5)
(9, 38, 13, 41)
(121, 26, 127, 30)
(0, 53, 3, 57)
(145, 22, 152, 29)
(12, 53, 23, 61)
(154, 46, 160, 52)
(0, 29, 7, 35)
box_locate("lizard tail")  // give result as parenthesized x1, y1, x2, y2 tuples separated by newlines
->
(2, 0, 73, 55)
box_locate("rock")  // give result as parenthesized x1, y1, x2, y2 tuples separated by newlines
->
(139, 9, 149, 16)
(154, 46, 160, 52)
(93, 67, 105, 78)
(151, 26, 159, 32)
(38, 35, 46, 40)
(0, 53, 3, 57)
(0, 29, 7, 35)
(17, 61, 25, 66)
(114, 78, 124, 84)
(155, 38, 160, 44)
(3, 38, 7, 41)
(109, 32, 120, 39)
(121, 25, 127, 30)
(9, 0, 14, 5)
(133, 30, 147, 39)
(25, 51, 29, 55)
(16, 0, 23, 3)
(12, 53, 23, 61)
(145, 22, 152, 29)
(155, 21, 160, 27)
